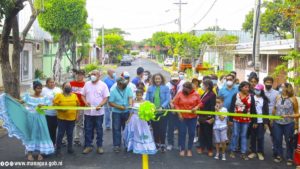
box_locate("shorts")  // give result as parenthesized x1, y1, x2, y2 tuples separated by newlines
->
(214, 128, 228, 143)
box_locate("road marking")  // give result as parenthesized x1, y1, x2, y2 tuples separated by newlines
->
(142, 154, 149, 169)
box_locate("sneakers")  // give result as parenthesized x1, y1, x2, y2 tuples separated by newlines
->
(287, 159, 293, 166)
(222, 154, 226, 161)
(257, 153, 264, 161)
(214, 153, 219, 160)
(97, 147, 104, 154)
(241, 154, 249, 160)
(229, 152, 235, 158)
(82, 147, 93, 154)
(274, 156, 282, 163)
(166, 145, 173, 151)
(113, 146, 121, 153)
(248, 153, 257, 159)
(161, 145, 166, 153)
(193, 137, 198, 143)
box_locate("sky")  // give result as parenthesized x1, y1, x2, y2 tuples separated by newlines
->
(86, 0, 255, 42)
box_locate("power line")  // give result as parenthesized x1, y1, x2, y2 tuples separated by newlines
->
(124, 20, 177, 30)
(189, 0, 218, 31)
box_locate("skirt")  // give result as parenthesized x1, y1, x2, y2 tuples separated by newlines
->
(123, 114, 157, 155)
(25, 112, 55, 155)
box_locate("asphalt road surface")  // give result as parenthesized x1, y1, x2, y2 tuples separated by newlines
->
(0, 58, 292, 169)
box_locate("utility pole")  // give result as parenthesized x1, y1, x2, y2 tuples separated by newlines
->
(174, 0, 187, 34)
(252, 0, 261, 74)
(101, 25, 105, 65)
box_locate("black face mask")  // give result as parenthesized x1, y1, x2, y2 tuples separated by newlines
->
(265, 85, 272, 90)
(64, 87, 72, 94)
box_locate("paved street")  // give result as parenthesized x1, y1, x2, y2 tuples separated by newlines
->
(0, 59, 292, 169)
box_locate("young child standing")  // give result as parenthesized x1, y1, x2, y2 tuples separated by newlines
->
(213, 96, 228, 160)
(123, 89, 157, 154)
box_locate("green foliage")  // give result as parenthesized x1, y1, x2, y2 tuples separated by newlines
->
(37, 0, 87, 36)
(131, 52, 139, 56)
(84, 62, 100, 73)
(242, 0, 293, 38)
(34, 69, 45, 79)
(96, 33, 125, 60)
(272, 50, 300, 95)
(0, 0, 14, 20)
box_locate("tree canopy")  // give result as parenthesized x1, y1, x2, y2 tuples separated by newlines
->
(242, 0, 294, 39)
(37, 0, 87, 36)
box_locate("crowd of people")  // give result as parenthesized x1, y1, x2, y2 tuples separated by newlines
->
(17, 66, 300, 168)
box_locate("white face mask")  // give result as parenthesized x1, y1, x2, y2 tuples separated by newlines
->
(90, 75, 97, 82)
(179, 74, 184, 80)
(226, 80, 233, 86)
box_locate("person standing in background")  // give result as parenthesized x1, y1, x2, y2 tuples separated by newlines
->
(41, 78, 62, 145)
(103, 69, 116, 130)
(70, 70, 86, 146)
(132, 67, 144, 87)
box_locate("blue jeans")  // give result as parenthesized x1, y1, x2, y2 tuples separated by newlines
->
(250, 123, 265, 153)
(178, 118, 197, 150)
(273, 122, 294, 159)
(230, 121, 249, 154)
(56, 119, 75, 149)
(84, 115, 104, 148)
(104, 103, 112, 128)
(112, 112, 130, 147)
(167, 112, 179, 146)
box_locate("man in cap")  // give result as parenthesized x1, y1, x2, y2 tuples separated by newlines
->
(111, 71, 137, 99)
(165, 72, 185, 150)
(109, 77, 133, 153)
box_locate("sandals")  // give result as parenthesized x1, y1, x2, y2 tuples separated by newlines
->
(27, 154, 34, 161)
(179, 151, 185, 157)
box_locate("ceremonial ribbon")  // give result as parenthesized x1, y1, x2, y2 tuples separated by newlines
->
(38, 102, 283, 120)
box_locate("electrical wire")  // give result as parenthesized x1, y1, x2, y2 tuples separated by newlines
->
(189, 0, 218, 31)
(124, 19, 177, 30)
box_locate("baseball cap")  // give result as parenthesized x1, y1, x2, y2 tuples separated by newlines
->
(116, 77, 128, 84)
(121, 71, 130, 78)
(255, 84, 264, 91)
(171, 72, 179, 80)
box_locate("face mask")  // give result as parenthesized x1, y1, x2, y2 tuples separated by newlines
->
(254, 90, 261, 96)
(91, 75, 97, 82)
(64, 87, 72, 94)
(226, 80, 233, 86)
(279, 88, 283, 94)
(179, 75, 184, 80)
(212, 80, 218, 85)
(265, 85, 272, 90)
(201, 85, 207, 91)
(112, 73, 116, 78)
(143, 75, 148, 81)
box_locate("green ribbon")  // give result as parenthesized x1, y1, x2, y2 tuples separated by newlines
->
(37, 104, 283, 121)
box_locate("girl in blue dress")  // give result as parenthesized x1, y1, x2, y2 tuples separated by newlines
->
(21, 81, 55, 161)
(123, 89, 157, 154)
